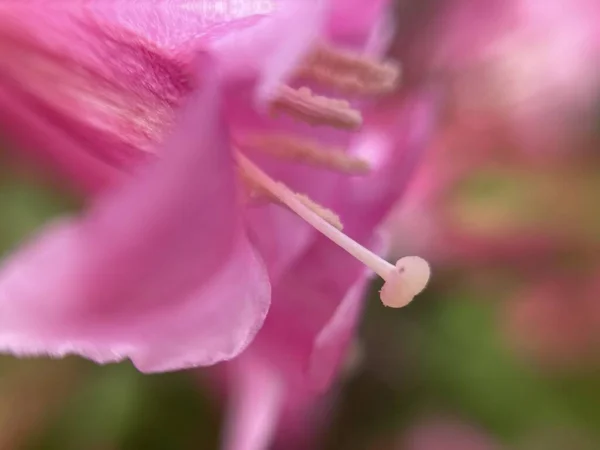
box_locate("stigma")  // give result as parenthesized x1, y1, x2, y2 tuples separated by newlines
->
(236, 41, 430, 308)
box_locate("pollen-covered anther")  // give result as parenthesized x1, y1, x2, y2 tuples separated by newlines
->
(271, 86, 362, 130)
(298, 43, 401, 95)
(241, 134, 371, 174)
(238, 162, 344, 230)
(294, 192, 343, 230)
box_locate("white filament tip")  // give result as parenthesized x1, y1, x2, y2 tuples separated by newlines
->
(379, 256, 431, 308)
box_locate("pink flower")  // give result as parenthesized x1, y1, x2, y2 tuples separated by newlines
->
(504, 272, 600, 369)
(220, 82, 440, 450)
(401, 417, 500, 450)
(0, 0, 434, 374)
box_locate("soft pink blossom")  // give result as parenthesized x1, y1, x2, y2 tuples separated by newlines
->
(0, 0, 434, 378)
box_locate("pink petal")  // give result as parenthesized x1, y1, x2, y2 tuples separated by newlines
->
(0, 2, 285, 193)
(342, 88, 441, 227)
(207, 0, 330, 104)
(249, 0, 328, 106)
(0, 5, 201, 192)
(328, 0, 391, 44)
(221, 354, 325, 450)
(308, 234, 385, 391)
(82, 0, 274, 51)
(0, 59, 270, 372)
(222, 358, 284, 450)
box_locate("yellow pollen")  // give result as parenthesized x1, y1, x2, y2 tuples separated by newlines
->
(240, 134, 371, 175)
(271, 85, 362, 130)
(298, 43, 401, 95)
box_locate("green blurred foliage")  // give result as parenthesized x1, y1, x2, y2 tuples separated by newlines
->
(0, 154, 81, 256)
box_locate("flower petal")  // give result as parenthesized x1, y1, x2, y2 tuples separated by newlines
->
(222, 358, 284, 450)
(0, 58, 270, 372)
(328, 0, 392, 47)
(0, 5, 197, 192)
(342, 88, 442, 227)
(308, 234, 385, 390)
(0, 2, 276, 193)
(212, 0, 329, 105)
(221, 354, 326, 450)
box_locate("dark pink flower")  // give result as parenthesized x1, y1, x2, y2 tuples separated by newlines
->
(0, 0, 434, 376)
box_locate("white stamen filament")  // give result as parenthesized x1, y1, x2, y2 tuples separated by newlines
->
(236, 153, 431, 308)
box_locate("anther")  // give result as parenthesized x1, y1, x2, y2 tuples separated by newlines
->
(298, 43, 401, 95)
(236, 152, 431, 307)
(239, 164, 343, 230)
(271, 85, 362, 130)
(240, 134, 371, 175)
(295, 192, 343, 230)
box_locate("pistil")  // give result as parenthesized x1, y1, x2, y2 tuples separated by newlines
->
(237, 152, 430, 308)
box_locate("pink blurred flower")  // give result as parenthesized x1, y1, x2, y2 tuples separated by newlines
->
(392, 0, 600, 159)
(401, 417, 501, 450)
(0, 0, 435, 376)
(505, 271, 600, 368)
(453, 0, 600, 157)
(220, 88, 439, 450)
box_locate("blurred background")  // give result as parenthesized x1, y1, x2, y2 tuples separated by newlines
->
(0, 0, 599, 449)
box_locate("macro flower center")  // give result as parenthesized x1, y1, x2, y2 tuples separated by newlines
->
(237, 42, 431, 308)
